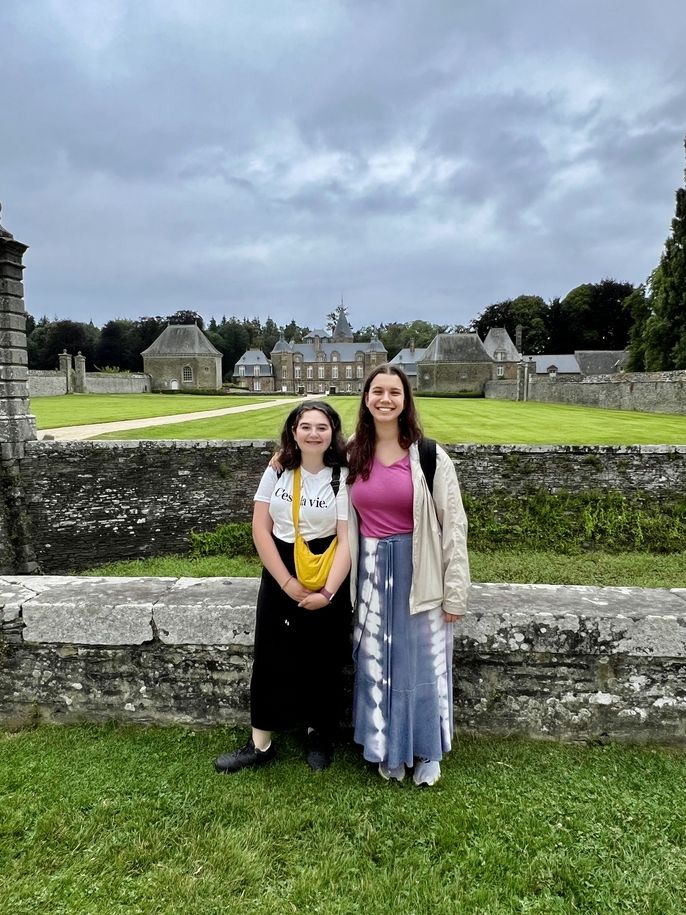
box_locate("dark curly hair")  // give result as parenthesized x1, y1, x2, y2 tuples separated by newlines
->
(347, 365, 423, 483)
(278, 401, 347, 470)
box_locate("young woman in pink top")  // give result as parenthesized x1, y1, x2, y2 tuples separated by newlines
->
(347, 365, 470, 786)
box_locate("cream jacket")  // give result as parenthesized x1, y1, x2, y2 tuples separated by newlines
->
(347, 442, 471, 615)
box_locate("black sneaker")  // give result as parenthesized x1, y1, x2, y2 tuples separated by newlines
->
(306, 731, 332, 771)
(214, 738, 275, 774)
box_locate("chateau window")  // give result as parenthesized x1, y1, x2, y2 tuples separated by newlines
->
(331, 352, 339, 362)
(294, 367, 301, 379)
(307, 366, 313, 379)
(318, 366, 325, 379)
(345, 366, 352, 379)
(183, 365, 193, 382)
(356, 365, 363, 378)
(317, 352, 325, 362)
(254, 366, 260, 377)
(346, 383, 352, 392)
(356, 352, 364, 362)
(282, 366, 287, 379)
(254, 380, 261, 392)
(307, 383, 313, 393)
(332, 366, 338, 380)
(319, 383, 325, 393)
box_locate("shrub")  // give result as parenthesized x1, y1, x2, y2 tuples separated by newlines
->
(189, 522, 256, 557)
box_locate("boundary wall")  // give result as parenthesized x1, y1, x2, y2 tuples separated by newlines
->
(2, 575, 686, 745)
(486, 370, 686, 414)
(17, 441, 686, 573)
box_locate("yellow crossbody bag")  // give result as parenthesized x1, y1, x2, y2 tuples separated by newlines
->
(292, 465, 340, 591)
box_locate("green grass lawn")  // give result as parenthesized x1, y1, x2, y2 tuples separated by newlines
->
(1, 724, 685, 914)
(89, 397, 686, 444)
(82, 549, 686, 589)
(30, 393, 277, 429)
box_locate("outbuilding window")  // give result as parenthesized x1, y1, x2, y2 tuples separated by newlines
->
(182, 365, 193, 382)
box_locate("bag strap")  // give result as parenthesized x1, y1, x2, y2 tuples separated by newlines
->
(292, 467, 301, 531)
(418, 437, 437, 496)
(292, 465, 341, 532)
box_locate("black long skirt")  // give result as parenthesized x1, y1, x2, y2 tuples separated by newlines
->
(250, 535, 352, 738)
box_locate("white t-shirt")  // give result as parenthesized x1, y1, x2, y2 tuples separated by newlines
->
(254, 465, 349, 543)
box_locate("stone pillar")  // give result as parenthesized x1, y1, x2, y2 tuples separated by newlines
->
(0, 204, 39, 574)
(74, 351, 86, 393)
(58, 350, 73, 393)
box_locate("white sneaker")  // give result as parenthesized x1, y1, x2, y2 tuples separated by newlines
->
(378, 761, 406, 781)
(413, 759, 441, 786)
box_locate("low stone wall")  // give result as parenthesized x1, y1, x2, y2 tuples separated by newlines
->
(2, 575, 686, 744)
(17, 440, 686, 573)
(84, 372, 151, 394)
(27, 371, 68, 397)
(486, 370, 686, 414)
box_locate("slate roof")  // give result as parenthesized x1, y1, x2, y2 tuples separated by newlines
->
(304, 329, 332, 340)
(389, 347, 427, 375)
(332, 309, 353, 341)
(419, 333, 493, 363)
(483, 328, 521, 361)
(575, 350, 628, 375)
(141, 324, 221, 357)
(528, 354, 581, 374)
(233, 349, 273, 375)
(272, 341, 387, 360)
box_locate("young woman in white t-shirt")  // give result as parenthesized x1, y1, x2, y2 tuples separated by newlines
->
(214, 402, 352, 773)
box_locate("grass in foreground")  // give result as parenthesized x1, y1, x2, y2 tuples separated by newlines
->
(30, 393, 274, 429)
(91, 396, 686, 444)
(81, 549, 686, 589)
(1, 725, 685, 914)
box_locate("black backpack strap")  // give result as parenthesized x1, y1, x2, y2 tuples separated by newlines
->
(330, 465, 341, 497)
(418, 437, 437, 496)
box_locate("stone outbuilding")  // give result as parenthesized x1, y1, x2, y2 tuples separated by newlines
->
(416, 333, 496, 393)
(482, 328, 521, 380)
(141, 324, 222, 392)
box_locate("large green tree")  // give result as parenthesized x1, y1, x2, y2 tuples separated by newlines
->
(471, 295, 549, 354)
(640, 144, 686, 370)
(27, 319, 100, 369)
(549, 279, 635, 352)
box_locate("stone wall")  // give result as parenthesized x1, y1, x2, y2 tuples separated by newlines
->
(16, 440, 686, 573)
(27, 367, 151, 397)
(417, 361, 494, 393)
(486, 370, 686, 414)
(2, 574, 686, 744)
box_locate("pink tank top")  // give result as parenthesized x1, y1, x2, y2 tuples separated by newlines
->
(350, 454, 414, 538)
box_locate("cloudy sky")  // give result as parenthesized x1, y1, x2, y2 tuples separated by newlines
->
(1, 0, 684, 332)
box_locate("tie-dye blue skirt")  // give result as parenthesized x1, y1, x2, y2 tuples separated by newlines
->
(352, 533, 454, 768)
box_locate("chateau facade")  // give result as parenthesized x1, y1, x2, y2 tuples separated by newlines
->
(234, 308, 388, 394)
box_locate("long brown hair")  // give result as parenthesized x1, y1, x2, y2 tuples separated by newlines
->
(347, 365, 423, 483)
(278, 401, 347, 471)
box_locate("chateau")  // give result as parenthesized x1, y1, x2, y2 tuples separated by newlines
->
(233, 308, 387, 394)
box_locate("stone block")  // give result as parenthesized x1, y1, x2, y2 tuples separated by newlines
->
(0, 347, 28, 366)
(0, 399, 33, 418)
(154, 577, 260, 645)
(0, 382, 31, 398)
(0, 575, 70, 621)
(0, 364, 29, 382)
(0, 313, 26, 333)
(0, 441, 25, 459)
(0, 330, 28, 348)
(0, 416, 37, 441)
(22, 577, 176, 645)
(0, 295, 27, 315)
(0, 278, 24, 297)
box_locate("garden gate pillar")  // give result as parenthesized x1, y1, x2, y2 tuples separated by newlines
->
(0, 204, 38, 574)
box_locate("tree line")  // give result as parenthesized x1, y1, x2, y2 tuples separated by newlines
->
(24, 142, 686, 376)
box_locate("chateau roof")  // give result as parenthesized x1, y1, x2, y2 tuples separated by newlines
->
(575, 350, 628, 375)
(141, 324, 221, 357)
(529, 354, 581, 374)
(483, 328, 521, 361)
(389, 347, 427, 375)
(419, 333, 493, 363)
(270, 341, 387, 360)
(332, 309, 353, 341)
(304, 329, 332, 340)
(233, 349, 273, 374)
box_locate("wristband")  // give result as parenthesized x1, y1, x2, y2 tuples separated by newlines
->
(281, 575, 293, 590)
(320, 587, 334, 603)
